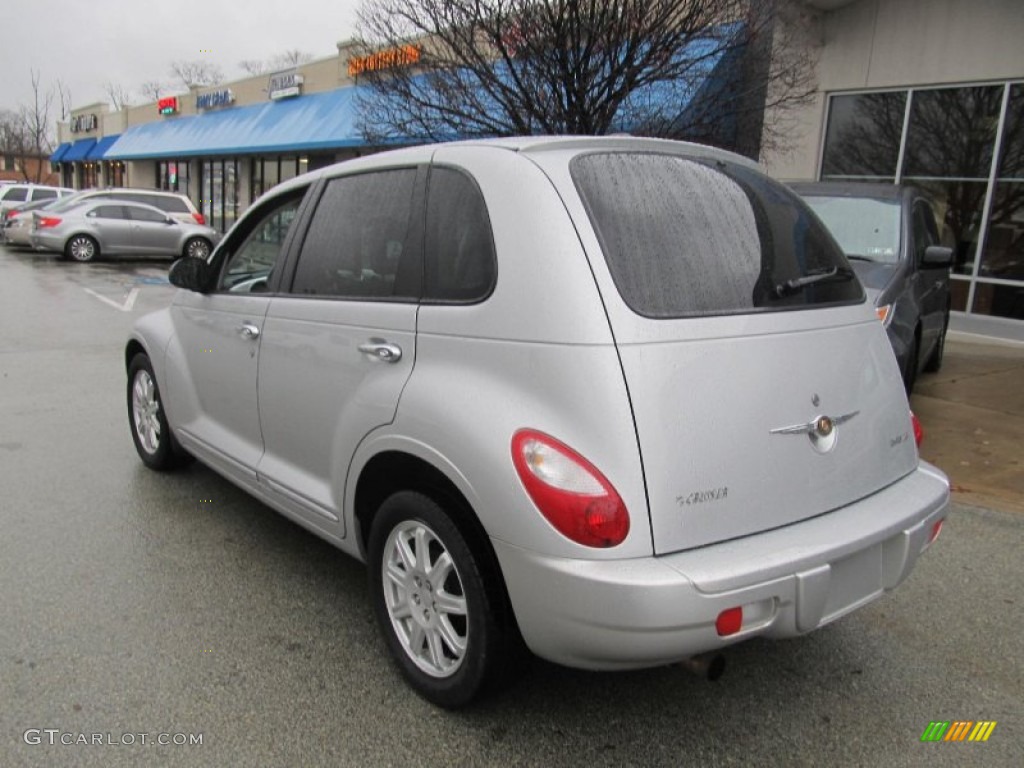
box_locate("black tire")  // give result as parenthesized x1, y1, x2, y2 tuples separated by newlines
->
(368, 490, 508, 708)
(184, 237, 212, 260)
(903, 334, 919, 395)
(65, 234, 99, 263)
(127, 353, 192, 471)
(924, 312, 949, 373)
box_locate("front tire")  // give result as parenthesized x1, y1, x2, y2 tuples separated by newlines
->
(66, 234, 99, 263)
(368, 491, 505, 708)
(127, 353, 191, 470)
(184, 237, 212, 260)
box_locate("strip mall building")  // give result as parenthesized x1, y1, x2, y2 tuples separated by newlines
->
(52, 0, 1024, 339)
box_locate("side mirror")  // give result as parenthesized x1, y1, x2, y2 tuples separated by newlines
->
(165, 217, 177, 225)
(169, 257, 214, 293)
(921, 245, 953, 269)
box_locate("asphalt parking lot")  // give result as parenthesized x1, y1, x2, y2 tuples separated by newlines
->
(1, 245, 1022, 767)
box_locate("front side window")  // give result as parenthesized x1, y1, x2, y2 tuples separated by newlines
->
(290, 169, 418, 299)
(218, 189, 306, 294)
(33, 189, 58, 201)
(572, 153, 861, 318)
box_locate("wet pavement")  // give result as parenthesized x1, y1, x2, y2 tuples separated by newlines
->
(1, 245, 1022, 767)
(914, 337, 1024, 514)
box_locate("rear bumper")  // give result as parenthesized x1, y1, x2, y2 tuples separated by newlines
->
(30, 231, 64, 252)
(493, 462, 949, 670)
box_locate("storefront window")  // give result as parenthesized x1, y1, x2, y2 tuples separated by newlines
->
(821, 82, 1024, 323)
(977, 84, 1024, 294)
(201, 159, 239, 234)
(821, 91, 906, 182)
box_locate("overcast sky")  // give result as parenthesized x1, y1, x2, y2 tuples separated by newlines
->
(3, 0, 360, 116)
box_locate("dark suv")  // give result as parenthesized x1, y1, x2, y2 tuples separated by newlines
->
(790, 182, 953, 393)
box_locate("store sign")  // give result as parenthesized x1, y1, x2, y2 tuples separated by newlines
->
(268, 73, 304, 100)
(196, 89, 235, 110)
(348, 45, 421, 77)
(70, 113, 98, 133)
(158, 97, 180, 115)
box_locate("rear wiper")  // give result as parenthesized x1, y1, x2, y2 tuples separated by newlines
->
(774, 267, 849, 298)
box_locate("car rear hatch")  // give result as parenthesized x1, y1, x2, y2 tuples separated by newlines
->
(566, 150, 920, 554)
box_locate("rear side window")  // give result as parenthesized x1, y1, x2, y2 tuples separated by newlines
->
(424, 167, 495, 302)
(123, 193, 188, 213)
(92, 205, 128, 220)
(571, 153, 862, 318)
(291, 169, 418, 300)
(126, 205, 167, 223)
(2, 187, 28, 202)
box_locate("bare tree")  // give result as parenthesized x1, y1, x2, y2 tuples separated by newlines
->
(239, 59, 269, 76)
(272, 49, 314, 69)
(104, 81, 134, 111)
(170, 59, 224, 89)
(239, 50, 313, 76)
(55, 78, 73, 121)
(0, 71, 55, 182)
(353, 0, 816, 155)
(139, 81, 166, 101)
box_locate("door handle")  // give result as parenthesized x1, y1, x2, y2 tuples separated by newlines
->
(358, 340, 403, 363)
(238, 323, 261, 340)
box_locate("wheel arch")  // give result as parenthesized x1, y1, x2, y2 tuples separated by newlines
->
(352, 445, 524, 652)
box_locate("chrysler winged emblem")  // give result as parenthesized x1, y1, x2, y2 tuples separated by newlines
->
(770, 410, 860, 453)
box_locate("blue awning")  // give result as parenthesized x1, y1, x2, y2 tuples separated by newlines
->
(106, 88, 363, 160)
(50, 142, 72, 162)
(86, 134, 122, 160)
(62, 138, 98, 162)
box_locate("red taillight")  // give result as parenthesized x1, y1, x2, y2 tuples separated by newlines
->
(511, 429, 629, 547)
(910, 411, 923, 447)
(192, 212, 206, 226)
(38, 216, 62, 228)
(716, 607, 743, 636)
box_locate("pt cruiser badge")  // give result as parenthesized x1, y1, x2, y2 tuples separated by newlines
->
(770, 410, 860, 453)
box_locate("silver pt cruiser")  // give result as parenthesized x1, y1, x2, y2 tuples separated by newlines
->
(125, 137, 949, 708)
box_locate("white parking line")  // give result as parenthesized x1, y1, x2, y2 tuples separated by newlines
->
(83, 286, 139, 312)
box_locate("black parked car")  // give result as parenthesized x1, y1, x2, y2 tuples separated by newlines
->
(790, 182, 953, 393)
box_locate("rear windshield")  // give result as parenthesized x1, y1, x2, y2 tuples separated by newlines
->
(571, 152, 862, 318)
(801, 196, 901, 264)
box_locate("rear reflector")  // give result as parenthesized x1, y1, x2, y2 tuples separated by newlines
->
(928, 518, 944, 545)
(716, 607, 743, 636)
(910, 411, 923, 447)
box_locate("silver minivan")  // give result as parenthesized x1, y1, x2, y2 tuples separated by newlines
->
(125, 137, 949, 707)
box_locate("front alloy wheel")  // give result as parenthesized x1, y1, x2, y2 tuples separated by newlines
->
(127, 353, 191, 471)
(132, 368, 162, 456)
(185, 237, 211, 260)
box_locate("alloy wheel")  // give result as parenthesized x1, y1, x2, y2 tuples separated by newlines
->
(381, 520, 469, 678)
(131, 369, 161, 455)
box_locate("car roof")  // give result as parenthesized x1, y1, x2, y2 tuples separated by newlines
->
(787, 181, 909, 200)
